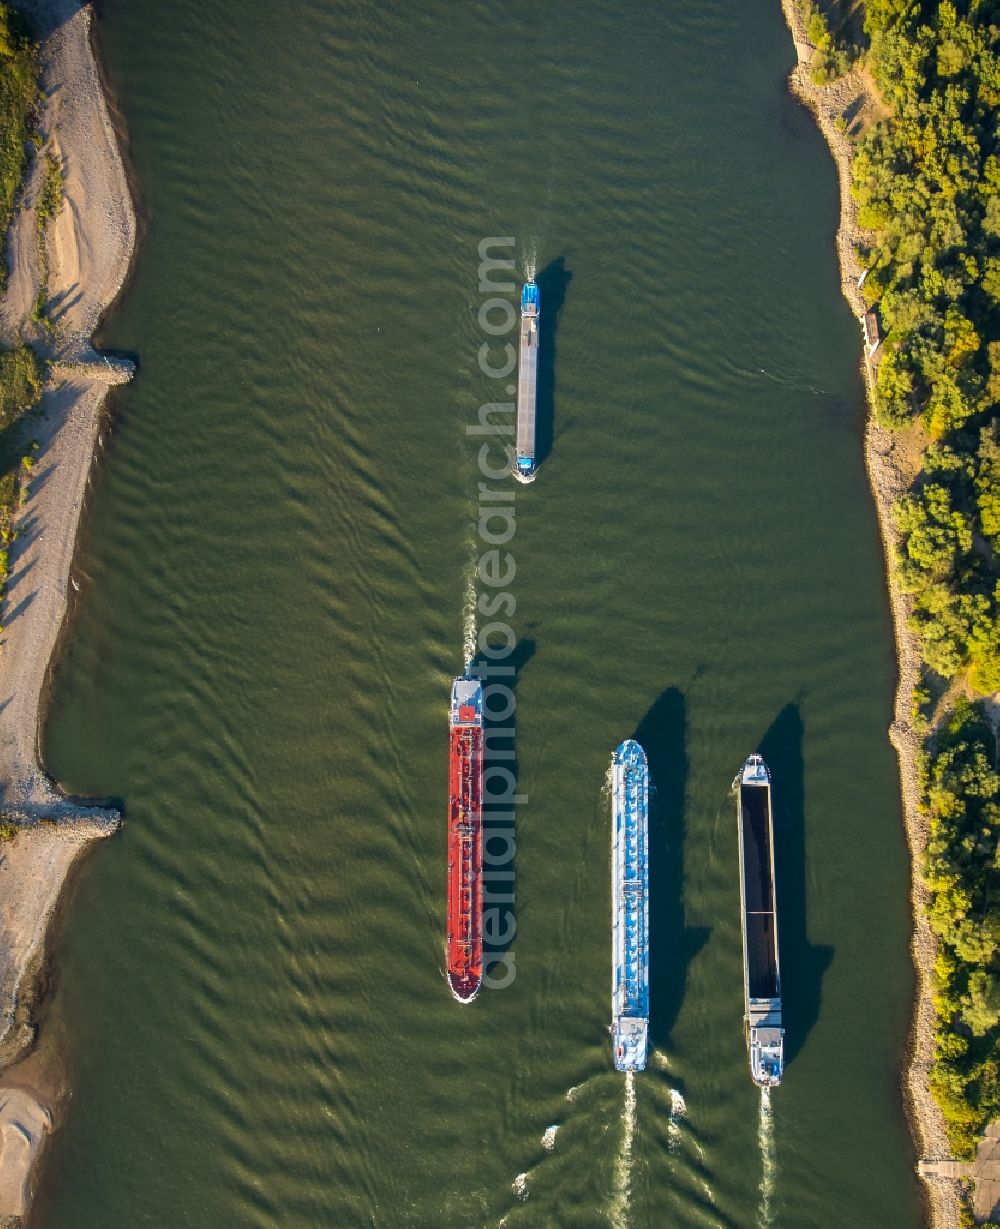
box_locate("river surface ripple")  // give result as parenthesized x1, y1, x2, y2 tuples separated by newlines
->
(37, 1, 919, 1225)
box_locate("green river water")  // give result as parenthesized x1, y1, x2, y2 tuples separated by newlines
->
(34, 1, 922, 1225)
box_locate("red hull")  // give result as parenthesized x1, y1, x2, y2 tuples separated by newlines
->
(447, 722, 483, 1001)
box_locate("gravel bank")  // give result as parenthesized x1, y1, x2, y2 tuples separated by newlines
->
(0, 0, 135, 1218)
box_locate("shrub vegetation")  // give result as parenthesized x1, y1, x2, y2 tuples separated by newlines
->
(36, 148, 62, 226)
(0, 6, 42, 571)
(0, 344, 40, 428)
(800, 1, 863, 82)
(922, 702, 1000, 1157)
(820, 0, 1000, 1167)
(0, 2, 37, 288)
(854, 1, 999, 441)
(852, 0, 1000, 696)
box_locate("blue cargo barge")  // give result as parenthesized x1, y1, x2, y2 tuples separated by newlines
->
(611, 739, 649, 1072)
(515, 279, 539, 483)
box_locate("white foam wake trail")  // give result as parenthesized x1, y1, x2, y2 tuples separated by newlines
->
(757, 1087, 776, 1227)
(667, 1088, 687, 1152)
(462, 548, 477, 669)
(610, 1071, 636, 1229)
(524, 243, 537, 282)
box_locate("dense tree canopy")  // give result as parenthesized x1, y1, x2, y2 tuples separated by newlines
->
(0, 2, 36, 285)
(856, 3, 998, 438)
(810, 0, 1000, 1171)
(922, 702, 1000, 1155)
(846, 1, 1000, 694)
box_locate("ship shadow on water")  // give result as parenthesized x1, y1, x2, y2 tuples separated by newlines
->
(470, 636, 535, 977)
(633, 687, 710, 1053)
(534, 257, 572, 469)
(757, 703, 834, 1067)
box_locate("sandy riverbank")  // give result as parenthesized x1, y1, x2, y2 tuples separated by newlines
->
(776, 3, 957, 1226)
(0, 0, 135, 1219)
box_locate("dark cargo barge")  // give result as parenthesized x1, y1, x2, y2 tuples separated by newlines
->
(736, 754, 784, 1087)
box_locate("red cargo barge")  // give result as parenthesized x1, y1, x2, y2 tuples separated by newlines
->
(447, 676, 483, 1003)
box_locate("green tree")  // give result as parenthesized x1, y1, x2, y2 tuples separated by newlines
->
(893, 483, 972, 584)
(961, 970, 1000, 1037)
(0, 344, 41, 427)
(975, 424, 1000, 551)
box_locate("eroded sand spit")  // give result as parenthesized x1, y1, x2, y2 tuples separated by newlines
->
(0, 0, 136, 1218)
(776, 3, 956, 1226)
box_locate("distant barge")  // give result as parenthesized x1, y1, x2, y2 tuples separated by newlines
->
(447, 677, 483, 1003)
(736, 754, 784, 1087)
(514, 279, 539, 483)
(611, 739, 649, 1071)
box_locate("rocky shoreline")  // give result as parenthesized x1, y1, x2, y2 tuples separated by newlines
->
(0, 0, 135, 1219)
(776, 2, 958, 1226)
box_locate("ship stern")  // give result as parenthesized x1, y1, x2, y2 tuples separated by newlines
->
(748, 1024, 784, 1087)
(612, 1017, 648, 1073)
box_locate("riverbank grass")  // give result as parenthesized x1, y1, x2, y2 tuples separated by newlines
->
(0, 2, 38, 289)
(0, 2, 43, 601)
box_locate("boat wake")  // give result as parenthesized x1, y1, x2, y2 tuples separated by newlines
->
(462, 546, 477, 669)
(667, 1087, 687, 1153)
(724, 353, 830, 396)
(610, 1070, 636, 1229)
(757, 1087, 776, 1227)
(524, 242, 537, 283)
